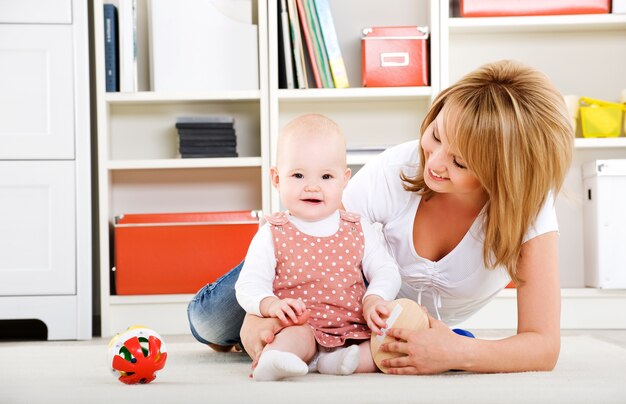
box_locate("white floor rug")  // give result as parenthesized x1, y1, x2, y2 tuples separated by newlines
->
(1, 334, 625, 403)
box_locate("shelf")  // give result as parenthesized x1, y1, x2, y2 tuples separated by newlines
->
(110, 294, 194, 305)
(449, 14, 626, 33)
(574, 137, 626, 149)
(107, 288, 626, 307)
(495, 287, 626, 299)
(105, 90, 261, 104)
(458, 287, 626, 329)
(277, 86, 433, 102)
(107, 157, 263, 170)
(347, 151, 380, 166)
(344, 139, 626, 163)
(106, 288, 626, 333)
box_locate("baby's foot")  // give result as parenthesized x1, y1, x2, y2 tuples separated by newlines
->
(252, 350, 308, 381)
(317, 345, 360, 375)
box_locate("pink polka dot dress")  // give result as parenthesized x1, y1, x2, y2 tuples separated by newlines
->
(267, 210, 370, 349)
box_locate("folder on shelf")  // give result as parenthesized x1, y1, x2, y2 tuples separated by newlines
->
(116, 0, 136, 92)
(148, 0, 259, 92)
(287, 0, 307, 88)
(304, 0, 333, 88)
(313, 0, 349, 88)
(103, 4, 119, 92)
(278, 0, 295, 89)
(295, 0, 322, 88)
(114, 211, 260, 295)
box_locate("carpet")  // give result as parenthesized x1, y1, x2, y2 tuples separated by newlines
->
(0, 334, 625, 403)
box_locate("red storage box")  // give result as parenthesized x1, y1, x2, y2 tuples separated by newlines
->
(361, 26, 429, 88)
(460, 0, 610, 17)
(114, 210, 260, 295)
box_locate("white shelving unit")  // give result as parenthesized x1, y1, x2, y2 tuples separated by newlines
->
(93, 0, 626, 336)
(442, 1, 626, 329)
(93, 0, 269, 337)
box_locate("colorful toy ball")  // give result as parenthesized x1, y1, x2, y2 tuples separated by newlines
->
(108, 326, 167, 385)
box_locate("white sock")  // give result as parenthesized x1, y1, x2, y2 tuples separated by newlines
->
(308, 352, 319, 373)
(317, 345, 360, 375)
(252, 350, 308, 381)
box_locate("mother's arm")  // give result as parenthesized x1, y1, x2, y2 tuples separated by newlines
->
(381, 231, 561, 374)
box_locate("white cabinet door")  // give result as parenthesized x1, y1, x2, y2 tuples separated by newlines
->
(0, 162, 76, 295)
(0, 0, 72, 24)
(0, 25, 74, 159)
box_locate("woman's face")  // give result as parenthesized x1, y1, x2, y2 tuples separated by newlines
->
(420, 106, 485, 198)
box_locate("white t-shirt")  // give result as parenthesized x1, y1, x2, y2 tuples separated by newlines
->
(343, 140, 558, 326)
(235, 210, 402, 316)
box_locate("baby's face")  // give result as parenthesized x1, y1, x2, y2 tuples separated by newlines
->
(273, 133, 350, 222)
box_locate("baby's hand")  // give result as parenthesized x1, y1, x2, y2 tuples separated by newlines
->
(363, 295, 391, 336)
(266, 298, 307, 324)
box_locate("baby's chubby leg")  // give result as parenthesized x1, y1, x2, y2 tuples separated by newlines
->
(253, 324, 316, 381)
(317, 340, 377, 375)
(354, 340, 377, 373)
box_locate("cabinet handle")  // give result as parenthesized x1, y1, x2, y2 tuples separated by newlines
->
(380, 52, 409, 67)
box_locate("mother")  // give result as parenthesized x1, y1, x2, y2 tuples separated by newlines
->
(187, 60, 573, 374)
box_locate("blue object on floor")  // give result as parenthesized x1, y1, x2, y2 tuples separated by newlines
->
(452, 328, 475, 338)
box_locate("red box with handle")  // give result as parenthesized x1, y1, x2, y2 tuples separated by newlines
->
(114, 210, 260, 295)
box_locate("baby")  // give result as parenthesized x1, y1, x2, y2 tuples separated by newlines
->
(235, 114, 401, 381)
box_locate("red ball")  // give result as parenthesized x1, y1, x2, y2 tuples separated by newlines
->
(108, 326, 168, 384)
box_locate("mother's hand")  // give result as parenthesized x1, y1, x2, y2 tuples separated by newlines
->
(240, 311, 310, 366)
(380, 315, 469, 375)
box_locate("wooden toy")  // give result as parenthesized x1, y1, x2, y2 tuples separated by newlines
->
(370, 298, 429, 373)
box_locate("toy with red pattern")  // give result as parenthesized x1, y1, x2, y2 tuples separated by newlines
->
(108, 326, 167, 384)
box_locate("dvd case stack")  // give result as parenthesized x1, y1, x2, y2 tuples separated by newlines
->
(175, 116, 238, 158)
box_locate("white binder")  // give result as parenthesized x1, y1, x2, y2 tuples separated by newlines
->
(148, 0, 259, 92)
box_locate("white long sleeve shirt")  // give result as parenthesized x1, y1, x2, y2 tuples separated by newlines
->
(343, 140, 558, 325)
(235, 210, 402, 316)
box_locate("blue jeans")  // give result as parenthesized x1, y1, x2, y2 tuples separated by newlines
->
(187, 261, 246, 346)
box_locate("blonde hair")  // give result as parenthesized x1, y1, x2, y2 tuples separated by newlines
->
(402, 60, 574, 283)
(277, 114, 346, 165)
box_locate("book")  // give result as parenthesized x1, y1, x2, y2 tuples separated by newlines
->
(179, 139, 237, 148)
(175, 124, 234, 131)
(103, 4, 119, 92)
(177, 129, 236, 137)
(176, 115, 235, 124)
(179, 146, 238, 154)
(279, 0, 295, 89)
(277, 3, 287, 89)
(180, 149, 238, 158)
(135, 0, 150, 91)
(313, 0, 349, 88)
(304, 0, 333, 88)
(175, 115, 235, 130)
(295, 0, 322, 88)
(287, 0, 307, 88)
(300, 24, 317, 88)
(117, 0, 136, 92)
(181, 154, 239, 158)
